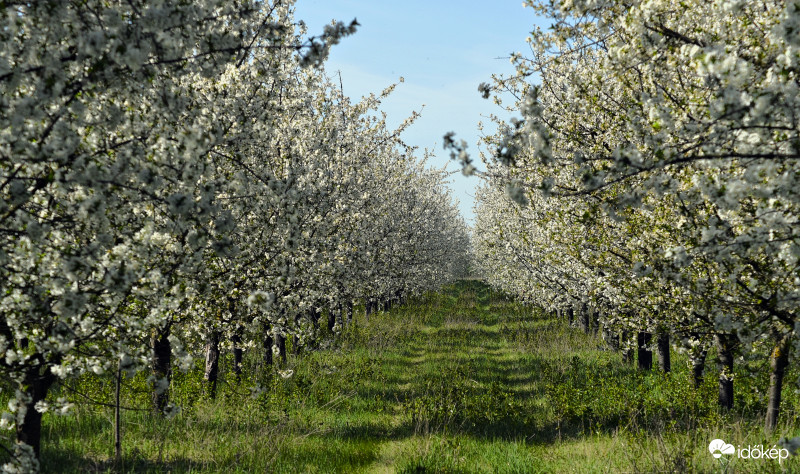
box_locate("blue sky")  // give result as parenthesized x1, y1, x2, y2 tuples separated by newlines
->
(292, 1, 546, 225)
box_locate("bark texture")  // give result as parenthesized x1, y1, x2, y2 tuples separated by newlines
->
(715, 333, 736, 410)
(656, 332, 671, 373)
(151, 325, 172, 414)
(637, 332, 653, 371)
(263, 327, 274, 367)
(277, 333, 286, 365)
(691, 348, 708, 388)
(204, 330, 221, 399)
(365, 299, 373, 321)
(765, 334, 791, 431)
(621, 331, 633, 364)
(16, 367, 56, 457)
(579, 303, 590, 334)
(232, 331, 243, 381)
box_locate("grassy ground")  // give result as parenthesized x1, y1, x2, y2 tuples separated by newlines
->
(14, 280, 800, 472)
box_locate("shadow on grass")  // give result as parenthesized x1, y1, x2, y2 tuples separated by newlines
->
(314, 280, 721, 451)
(35, 280, 760, 472)
(40, 449, 202, 473)
(315, 404, 628, 447)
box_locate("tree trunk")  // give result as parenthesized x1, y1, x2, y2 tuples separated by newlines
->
(591, 308, 599, 335)
(277, 333, 286, 365)
(579, 302, 590, 334)
(656, 332, 671, 373)
(151, 325, 172, 414)
(232, 331, 243, 381)
(346, 301, 353, 325)
(637, 332, 652, 370)
(622, 331, 633, 364)
(606, 329, 620, 351)
(567, 306, 574, 327)
(691, 347, 707, 388)
(263, 326, 274, 367)
(114, 362, 122, 465)
(16, 367, 57, 458)
(292, 313, 303, 355)
(327, 307, 336, 333)
(311, 307, 321, 330)
(204, 330, 221, 399)
(365, 299, 373, 321)
(765, 333, 792, 432)
(715, 333, 735, 410)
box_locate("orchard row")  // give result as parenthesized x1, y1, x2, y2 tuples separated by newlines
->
(0, 1, 470, 470)
(470, 0, 800, 441)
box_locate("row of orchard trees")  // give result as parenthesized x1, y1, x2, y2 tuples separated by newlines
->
(0, 1, 470, 470)
(471, 0, 800, 435)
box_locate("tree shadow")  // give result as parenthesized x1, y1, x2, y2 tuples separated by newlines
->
(40, 448, 204, 473)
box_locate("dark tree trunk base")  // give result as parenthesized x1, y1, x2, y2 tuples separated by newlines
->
(621, 331, 633, 364)
(365, 299, 373, 321)
(691, 349, 707, 388)
(606, 329, 619, 351)
(327, 308, 336, 333)
(766, 334, 791, 431)
(579, 303, 590, 334)
(232, 332, 243, 381)
(151, 325, 172, 414)
(16, 368, 57, 457)
(204, 330, 221, 399)
(277, 334, 286, 365)
(656, 332, 670, 373)
(715, 334, 736, 410)
(263, 328, 274, 367)
(637, 332, 652, 371)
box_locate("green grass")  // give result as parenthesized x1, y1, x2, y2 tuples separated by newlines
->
(6, 280, 800, 472)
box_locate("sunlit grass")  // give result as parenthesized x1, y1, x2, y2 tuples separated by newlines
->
(4, 280, 798, 472)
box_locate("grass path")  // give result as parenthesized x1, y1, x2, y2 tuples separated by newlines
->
(261, 281, 653, 472)
(37, 281, 800, 472)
